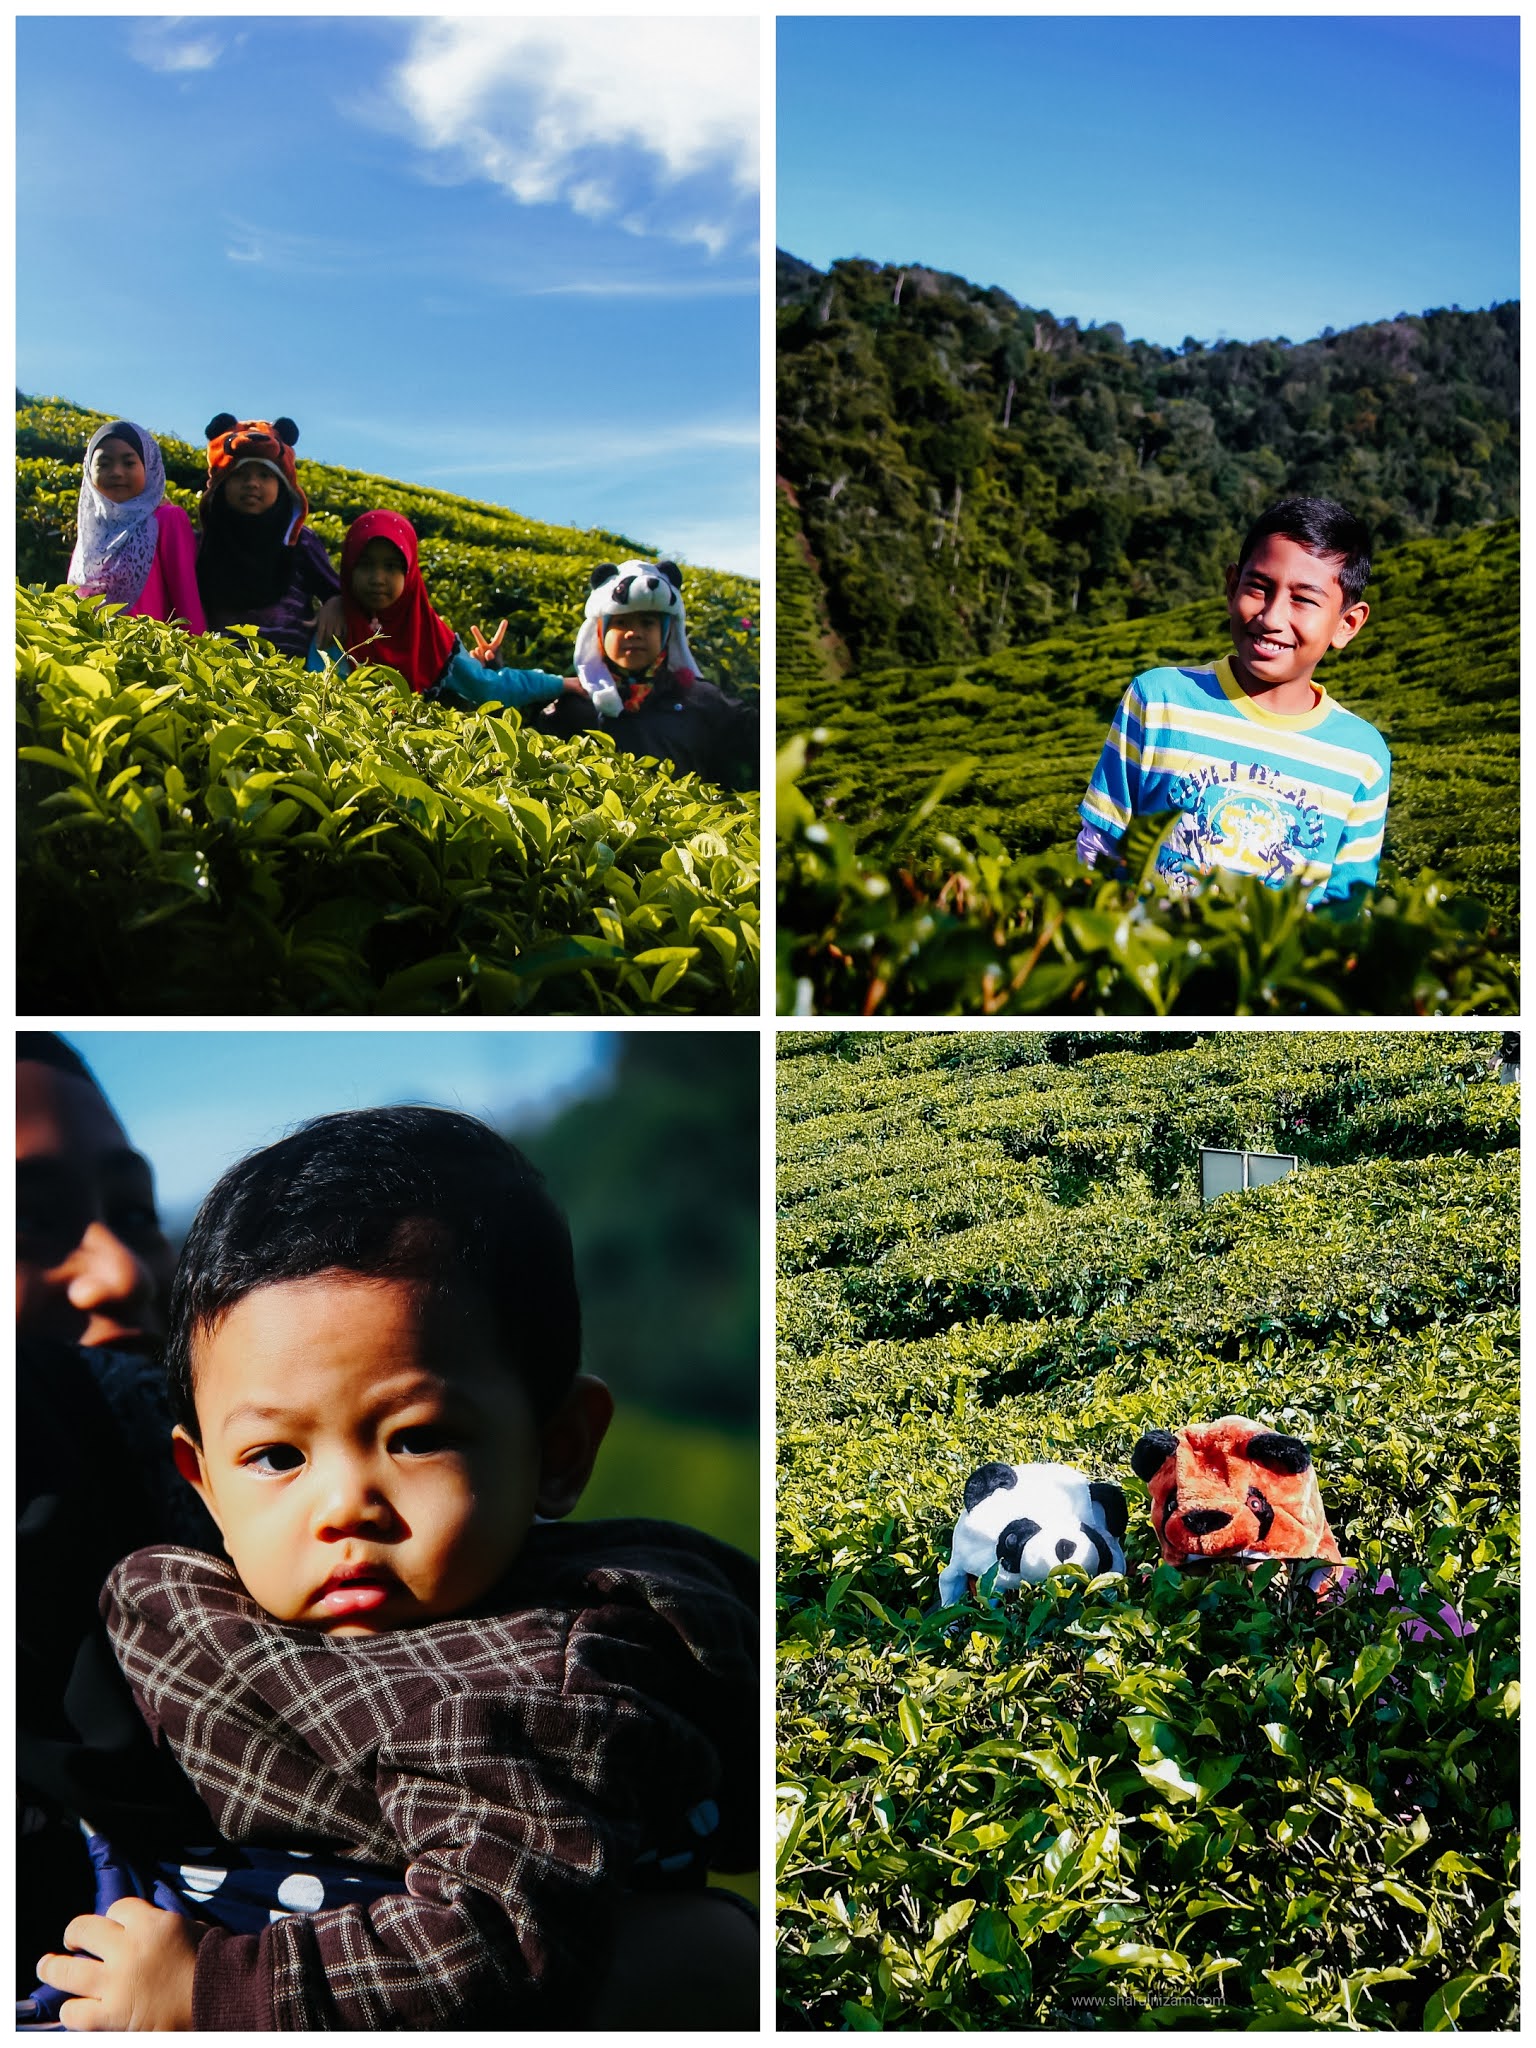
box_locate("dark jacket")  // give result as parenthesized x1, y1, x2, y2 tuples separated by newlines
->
(541, 673, 758, 790)
(17, 1342, 218, 1992)
(200, 525, 339, 661)
(103, 1522, 758, 2029)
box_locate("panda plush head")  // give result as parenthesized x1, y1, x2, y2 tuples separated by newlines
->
(938, 1461, 1128, 1607)
(574, 558, 699, 713)
(1129, 1417, 1342, 1568)
(582, 558, 684, 624)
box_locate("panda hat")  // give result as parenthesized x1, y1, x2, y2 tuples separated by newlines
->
(574, 558, 699, 717)
(938, 1460, 1128, 1607)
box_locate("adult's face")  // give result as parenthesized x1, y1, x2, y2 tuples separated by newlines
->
(16, 1060, 175, 1351)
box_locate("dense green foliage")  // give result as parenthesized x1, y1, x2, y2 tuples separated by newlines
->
(778, 253, 1517, 672)
(526, 1034, 759, 1428)
(19, 395, 760, 701)
(576, 1405, 756, 1560)
(778, 744, 1517, 1019)
(17, 395, 760, 1013)
(777, 482, 848, 688)
(777, 1033, 1519, 2029)
(19, 587, 758, 1014)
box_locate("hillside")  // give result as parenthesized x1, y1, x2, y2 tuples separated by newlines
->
(780, 519, 1518, 927)
(777, 253, 1518, 674)
(777, 1031, 1519, 2030)
(16, 397, 760, 1015)
(18, 396, 759, 701)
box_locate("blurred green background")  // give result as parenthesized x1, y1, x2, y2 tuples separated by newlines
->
(523, 1035, 759, 1556)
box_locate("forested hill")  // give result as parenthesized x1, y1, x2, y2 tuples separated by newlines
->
(777, 252, 1518, 676)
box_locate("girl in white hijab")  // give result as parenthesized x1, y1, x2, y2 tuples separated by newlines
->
(69, 419, 205, 631)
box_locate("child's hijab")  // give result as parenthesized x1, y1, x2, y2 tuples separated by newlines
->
(69, 420, 167, 608)
(339, 511, 456, 692)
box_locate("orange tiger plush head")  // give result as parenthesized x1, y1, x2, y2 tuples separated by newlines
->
(201, 414, 307, 542)
(1130, 1417, 1342, 1567)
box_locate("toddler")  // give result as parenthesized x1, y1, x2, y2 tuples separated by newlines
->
(34, 1107, 756, 2029)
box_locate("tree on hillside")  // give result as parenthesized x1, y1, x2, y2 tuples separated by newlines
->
(777, 254, 1519, 673)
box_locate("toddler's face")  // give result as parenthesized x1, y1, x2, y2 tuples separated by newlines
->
(352, 537, 408, 614)
(174, 1272, 549, 1635)
(90, 438, 147, 503)
(601, 610, 665, 671)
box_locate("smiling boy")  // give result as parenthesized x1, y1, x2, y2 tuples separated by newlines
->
(1077, 496, 1389, 903)
(34, 1107, 757, 2031)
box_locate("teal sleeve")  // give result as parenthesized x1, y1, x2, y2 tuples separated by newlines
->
(438, 649, 564, 710)
(305, 637, 354, 678)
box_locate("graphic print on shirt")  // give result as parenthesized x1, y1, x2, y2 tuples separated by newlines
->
(1158, 757, 1329, 891)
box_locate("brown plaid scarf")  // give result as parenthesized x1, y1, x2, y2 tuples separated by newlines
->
(103, 1519, 757, 2028)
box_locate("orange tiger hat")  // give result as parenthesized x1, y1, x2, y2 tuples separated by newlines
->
(200, 414, 307, 542)
(1130, 1417, 1342, 1566)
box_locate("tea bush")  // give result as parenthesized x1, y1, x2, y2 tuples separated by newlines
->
(777, 1033, 1519, 2029)
(779, 744, 1517, 1018)
(19, 587, 758, 1014)
(17, 395, 761, 1012)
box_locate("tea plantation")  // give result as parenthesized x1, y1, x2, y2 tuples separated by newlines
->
(777, 516, 1517, 1017)
(777, 1032, 1518, 2029)
(17, 396, 759, 1013)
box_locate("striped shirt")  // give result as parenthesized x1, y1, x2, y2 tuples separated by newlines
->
(1080, 656, 1391, 904)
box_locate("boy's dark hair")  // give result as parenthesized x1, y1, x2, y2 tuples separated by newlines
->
(165, 1107, 580, 1438)
(1237, 496, 1372, 607)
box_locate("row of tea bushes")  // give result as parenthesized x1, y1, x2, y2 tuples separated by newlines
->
(778, 742, 1517, 1016)
(777, 1032, 1518, 2028)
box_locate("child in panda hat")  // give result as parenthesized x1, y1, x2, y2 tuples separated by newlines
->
(543, 559, 758, 789)
(574, 559, 700, 716)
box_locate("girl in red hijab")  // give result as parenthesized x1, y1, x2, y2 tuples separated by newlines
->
(310, 511, 582, 712)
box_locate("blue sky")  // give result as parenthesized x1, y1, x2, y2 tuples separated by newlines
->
(17, 17, 760, 575)
(69, 1031, 618, 1226)
(778, 16, 1518, 348)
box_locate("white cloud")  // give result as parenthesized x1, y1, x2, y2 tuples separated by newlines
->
(129, 18, 224, 73)
(218, 216, 367, 279)
(388, 18, 758, 250)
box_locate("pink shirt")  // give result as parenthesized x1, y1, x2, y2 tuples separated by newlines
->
(126, 503, 206, 632)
